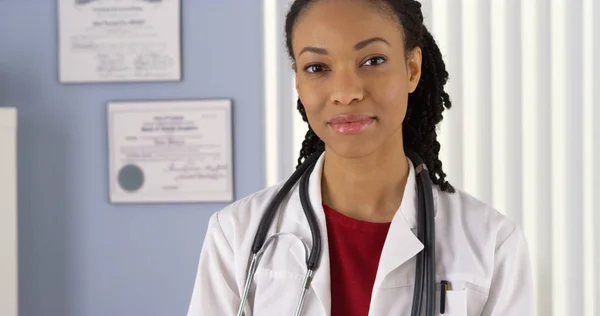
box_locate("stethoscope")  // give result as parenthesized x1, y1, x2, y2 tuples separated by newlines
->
(236, 149, 437, 316)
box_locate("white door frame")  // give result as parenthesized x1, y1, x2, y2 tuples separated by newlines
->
(0, 107, 18, 316)
(263, 0, 300, 187)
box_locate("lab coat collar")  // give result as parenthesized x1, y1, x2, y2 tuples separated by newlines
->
(287, 151, 437, 313)
(374, 157, 429, 288)
(399, 157, 440, 230)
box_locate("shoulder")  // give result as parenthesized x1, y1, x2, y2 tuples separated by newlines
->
(434, 186, 532, 297)
(206, 180, 293, 248)
(218, 180, 288, 221)
(436, 186, 524, 251)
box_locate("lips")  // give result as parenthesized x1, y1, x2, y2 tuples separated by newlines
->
(328, 114, 375, 134)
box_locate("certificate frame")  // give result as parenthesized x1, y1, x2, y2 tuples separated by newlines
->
(57, 0, 182, 84)
(106, 99, 234, 204)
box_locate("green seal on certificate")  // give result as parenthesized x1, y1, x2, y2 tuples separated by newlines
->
(118, 164, 145, 192)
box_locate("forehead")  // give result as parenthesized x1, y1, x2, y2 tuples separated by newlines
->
(292, 0, 404, 53)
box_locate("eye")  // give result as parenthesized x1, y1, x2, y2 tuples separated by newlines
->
(304, 64, 327, 73)
(362, 56, 386, 67)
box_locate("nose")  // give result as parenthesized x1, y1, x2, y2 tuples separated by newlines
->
(329, 69, 364, 105)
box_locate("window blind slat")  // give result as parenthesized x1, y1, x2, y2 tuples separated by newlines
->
(583, 0, 599, 315)
(550, 0, 585, 315)
(521, 1, 554, 315)
(491, 0, 523, 224)
(462, 0, 493, 205)
(433, 0, 465, 191)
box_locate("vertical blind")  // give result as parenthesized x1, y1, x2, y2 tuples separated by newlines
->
(265, 1, 599, 315)
(418, 1, 599, 315)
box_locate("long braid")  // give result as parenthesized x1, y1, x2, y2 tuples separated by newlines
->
(286, 0, 455, 193)
(296, 99, 325, 168)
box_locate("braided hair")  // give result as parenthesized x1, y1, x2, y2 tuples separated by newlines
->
(285, 0, 455, 193)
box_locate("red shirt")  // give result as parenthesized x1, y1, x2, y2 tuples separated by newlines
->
(323, 204, 392, 316)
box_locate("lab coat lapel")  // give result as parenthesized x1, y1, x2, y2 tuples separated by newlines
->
(288, 153, 331, 315)
(374, 158, 425, 288)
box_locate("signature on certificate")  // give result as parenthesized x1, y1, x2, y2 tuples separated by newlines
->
(153, 136, 184, 145)
(134, 51, 174, 77)
(96, 53, 129, 77)
(166, 161, 228, 181)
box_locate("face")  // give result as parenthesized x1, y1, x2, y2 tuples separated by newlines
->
(291, 0, 422, 158)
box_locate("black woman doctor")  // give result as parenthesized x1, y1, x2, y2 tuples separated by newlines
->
(187, 0, 534, 315)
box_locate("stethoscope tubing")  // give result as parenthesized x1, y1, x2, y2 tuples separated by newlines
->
(407, 149, 436, 316)
(237, 151, 322, 316)
(251, 151, 320, 254)
(237, 150, 436, 316)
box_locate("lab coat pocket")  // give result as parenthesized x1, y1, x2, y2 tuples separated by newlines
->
(436, 289, 467, 316)
(252, 267, 305, 316)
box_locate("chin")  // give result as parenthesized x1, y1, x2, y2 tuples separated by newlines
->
(325, 142, 381, 159)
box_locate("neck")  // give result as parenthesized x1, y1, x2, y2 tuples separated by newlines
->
(321, 140, 409, 223)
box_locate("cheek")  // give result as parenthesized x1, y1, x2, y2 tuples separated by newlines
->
(297, 79, 328, 120)
(373, 79, 409, 118)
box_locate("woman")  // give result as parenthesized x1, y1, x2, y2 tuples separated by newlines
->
(187, 0, 534, 315)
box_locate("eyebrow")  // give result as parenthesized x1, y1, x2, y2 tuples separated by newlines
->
(298, 37, 390, 56)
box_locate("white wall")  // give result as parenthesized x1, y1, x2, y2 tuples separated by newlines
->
(0, 107, 18, 316)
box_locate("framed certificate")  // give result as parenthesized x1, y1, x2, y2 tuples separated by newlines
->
(107, 99, 234, 203)
(58, 0, 181, 83)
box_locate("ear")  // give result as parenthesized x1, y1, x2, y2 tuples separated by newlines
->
(292, 62, 300, 93)
(406, 47, 422, 93)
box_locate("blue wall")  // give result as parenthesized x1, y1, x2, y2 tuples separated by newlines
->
(0, 1, 265, 315)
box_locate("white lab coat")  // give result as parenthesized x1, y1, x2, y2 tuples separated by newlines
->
(187, 153, 534, 315)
